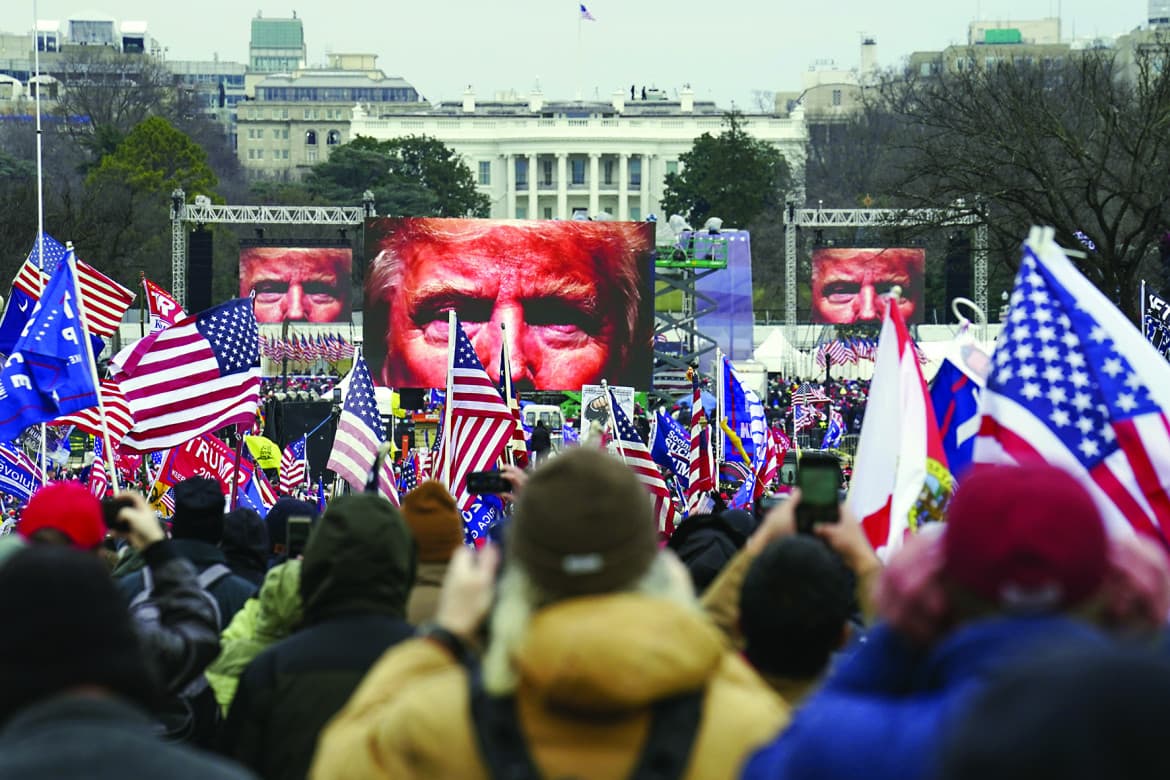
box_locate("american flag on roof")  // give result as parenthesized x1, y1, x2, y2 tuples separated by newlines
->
(280, 436, 308, 496)
(13, 235, 135, 337)
(608, 387, 677, 535)
(435, 316, 514, 512)
(974, 227, 1170, 547)
(326, 353, 398, 505)
(114, 298, 260, 454)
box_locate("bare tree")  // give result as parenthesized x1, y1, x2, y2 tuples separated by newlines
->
(877, 41, 1170, 318)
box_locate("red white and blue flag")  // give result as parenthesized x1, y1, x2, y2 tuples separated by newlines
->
(579, 3, 596, 21)
(974, 227, 1170, 547)
(435, 317, 514, 512)
(279, 436, 308, 496)
(114, 298, 260, 453)
(326, 353, 398, 505)
(686, 372, 715, 515)
(609, 387, 677, 535)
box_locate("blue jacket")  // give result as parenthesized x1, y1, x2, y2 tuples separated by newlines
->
(742, 615, 1108, 780)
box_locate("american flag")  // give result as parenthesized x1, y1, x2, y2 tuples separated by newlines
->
(399, 454, 418, 494)
(279, 436, 308, 496)
(14, 236, 135, 336)
(114, 298, 260, 454)
(753, 428, 783, 499)
(686, 372, 715, 515)
(499, 346, 529, 468)
(579, 3, 596, 21)
(840, 338, 858, 364)
(609, 387, 677, 535)
(791, 381, 830, 405)
(434, 317, 514, 512)
(794, 403, 822, 433)
(89, 438, 110, 498)
(52, 379, 135, 442)
(326, 353, 398, 504)
(974, 229, 1170, 546)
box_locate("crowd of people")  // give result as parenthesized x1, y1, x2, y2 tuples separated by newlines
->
(1, 442, 1169, 779)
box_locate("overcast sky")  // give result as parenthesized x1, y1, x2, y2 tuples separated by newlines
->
(25, 0, 1148, 109)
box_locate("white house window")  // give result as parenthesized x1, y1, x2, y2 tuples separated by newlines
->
(479, 161, 492, 185)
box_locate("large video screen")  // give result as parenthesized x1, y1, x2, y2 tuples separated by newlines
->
(810, 247, 926, 325)
(363, 217, 656, 391)
(239, 242, 353, 324)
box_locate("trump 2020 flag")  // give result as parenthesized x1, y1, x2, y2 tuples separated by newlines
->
(975, 227, 1170, 545)
(821, 408, 845, 449)
(0, 253, 98, 442)
(650, 409, 690, 492)
(848, 296, 953, 559)
(1142, 284, 1170, 361)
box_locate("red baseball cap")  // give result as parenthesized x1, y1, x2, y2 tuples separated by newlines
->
(944, 463, 1107, 612)
(18, 482, 106, 550)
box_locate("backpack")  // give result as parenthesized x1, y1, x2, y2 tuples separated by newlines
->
(130, 563, 233, 746)
(468, 665, 704, 780)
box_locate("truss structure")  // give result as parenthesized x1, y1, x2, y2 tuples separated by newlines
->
(169, 188, 374, 309)
(782, 206, 989, 340)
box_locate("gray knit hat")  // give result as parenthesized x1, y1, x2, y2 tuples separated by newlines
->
(509, 447, 657, 599)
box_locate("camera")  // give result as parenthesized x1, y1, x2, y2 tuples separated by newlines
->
(101, 496, 135, 532)
(466, 471, 512, 494)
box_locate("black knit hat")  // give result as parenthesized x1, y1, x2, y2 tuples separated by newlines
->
(510, 448, 658, 599)
(0, 546, 157, 723)
(300, 494, 417, 623)
(170, 477, 226, 544)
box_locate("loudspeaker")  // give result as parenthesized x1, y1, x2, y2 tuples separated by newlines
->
(188, 227, 214, 313)
(398, 388, 426, 410)
(277, 401, 336, 482)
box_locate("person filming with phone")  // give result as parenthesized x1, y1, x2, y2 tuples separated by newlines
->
(312, 447, 788, 779)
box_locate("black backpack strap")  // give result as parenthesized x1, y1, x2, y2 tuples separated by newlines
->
(468, 664, 542, 780)
(628, 688, 705, 780)
(469, 662, 706, 780)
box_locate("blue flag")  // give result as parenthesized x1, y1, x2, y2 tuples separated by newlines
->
(0, 254, 97, 442)
(0, 442, 40, 501)
(821, 408, 845, 449)
(237, 475, 271, 518)
(929, 357, 982, 479)
(463, 491, 504, 544)
(316, 479, 327, 514)
(650, 410, 691, 490)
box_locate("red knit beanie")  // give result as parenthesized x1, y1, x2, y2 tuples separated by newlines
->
(945, 463, 1107, 611)
(19, 482, 105, 550)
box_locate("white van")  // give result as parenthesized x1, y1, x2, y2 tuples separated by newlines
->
(522, 405, 564, 449)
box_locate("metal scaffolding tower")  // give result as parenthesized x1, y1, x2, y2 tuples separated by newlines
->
(169, 189, 376, 309)
(782, 205, 988, 339)
(653, 235, 730, 375)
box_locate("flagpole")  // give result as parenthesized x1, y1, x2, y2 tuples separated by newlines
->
(576, 10, 582, 102)
(602, 380, 628, 463)
(500, 322, 515, 467)
(714, 349, 724, 464)
(1141, 278, 1147, 328)
(442, 310, 456, 489)
(229, 430, 245, 509)
(66, 250, 120, 493)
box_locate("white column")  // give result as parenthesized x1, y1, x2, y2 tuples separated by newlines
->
(618, 153, 630, 220)
(527, 153, 538, 220)
(588, 152, 600, 217)
(504, 153, 516, 219)
(640, 153, 651, 219)
(556, 153, 568, 220)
